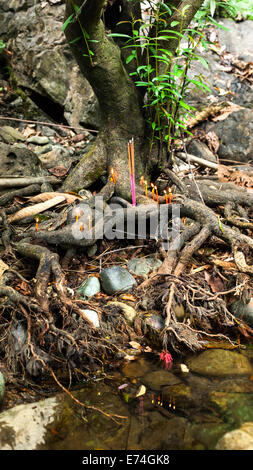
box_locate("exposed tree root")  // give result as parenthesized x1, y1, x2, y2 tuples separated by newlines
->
(0, 156, 252, 399)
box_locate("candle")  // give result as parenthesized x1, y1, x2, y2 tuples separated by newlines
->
(111, 168, 116, 184)
(151, 183, 155, 201)
(164, 190, 168, 204)
(145, 181, 148, 198)
(35, 217, 39, 231)
(88, 215, 91, 231)
(80, 223, 84, 231)
(168, 187, 172, 204)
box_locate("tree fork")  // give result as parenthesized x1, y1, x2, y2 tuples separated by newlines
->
(63, 0, 145, 196)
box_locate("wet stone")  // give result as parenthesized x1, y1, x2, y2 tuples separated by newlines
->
(107, 301, 137, 324)
(77, 276, 100, 298)
(100, 266, 136, 295)
(216, 422, 253, 450)
(230, 298, 253, 328)
(145, 313, 165, 331)
(121, 357, 151, 378)
(186, 349, 253, 377)
(127, 256, 162, 277)
(142, 370, 182, 391)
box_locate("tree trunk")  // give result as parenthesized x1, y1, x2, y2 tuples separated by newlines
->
(62, 0, 146, 199)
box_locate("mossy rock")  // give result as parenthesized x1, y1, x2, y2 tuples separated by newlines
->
(186, 349, 253, 377)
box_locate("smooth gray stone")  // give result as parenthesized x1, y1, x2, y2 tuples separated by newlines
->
(100, 266, 136, 294)
(27, 135, 50, 145)
(77, 276, 100, 298)
(127, 256, 162, 277)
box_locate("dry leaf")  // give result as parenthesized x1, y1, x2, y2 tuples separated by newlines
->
(129, 341, 142, 350)
(218, 164, 253, 188)
(135, 384, 146, 398)
(120, 294, 136, 302)
(186, 103, 230, 129)
(191, 264, 211, 274)
(15, 281, 31, 296)
(212, 103, 241, 122)
(8, 196, 66, 222)
(205, 131, 220, 154)
(28, 192, 82, 204)
(124, 354, 137, 361)
(48, 164, 72, 177)
(204, 270, 225, 293)
(211, 258, 237, 270)
(0, 259, 9, 279)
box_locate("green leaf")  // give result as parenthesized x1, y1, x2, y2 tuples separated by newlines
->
(73, 3, 80, 14)
(218, 217, 224, 232)
(69, 35, 82, 45)
(107, 33, 132, 39)
(210, 0, 217, 17)
(170, 21, 180, 27)
(196, 56, 209, 69)
(62, 13, 74, 32)
(126, 53, 136, 64)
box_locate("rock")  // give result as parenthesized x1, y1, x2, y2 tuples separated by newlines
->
(145, 313, 165, 331)
(208, 389, 253, 426)
(142, 370, 181, 391)
(100, 266, 137, 295)
(230, 297, 253, 328)
(0, 396, 58, 449)
(0, 372, 5, 404)
(32, 144, 52, 156)
(86, 244, 98, 257)
(186, 349, 253, 377)
(218, 19, 253, 63)
(127, 256, 162, 277)
(11, 322, 27, 353)
(204, 108, 253, 163)
(0, 142, 42, 176)
(185, 21, 253, 110)
(38, 145, 73, 170)
(187, 140, 217, 163)
(27, 135, 50, 145)
(173, 304, 186, 322)
(80, 309, 100, 328)
(0, 126, 26, 143)
(107, 301, 137, 324)
(0, 1, 100, 128)
(121, 357, 151, 378)
(216, 422, 253, 450)
(0, 383, 130, 450)
(77, 276, 100, 298)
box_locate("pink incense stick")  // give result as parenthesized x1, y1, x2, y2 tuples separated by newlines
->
(131, 172, 136, 206)
(128, 138, 136, 207)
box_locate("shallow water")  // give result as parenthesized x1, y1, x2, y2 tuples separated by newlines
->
(35, 353, 253, 450)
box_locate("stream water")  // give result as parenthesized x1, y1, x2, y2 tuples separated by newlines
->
(22, 351, 252, 451)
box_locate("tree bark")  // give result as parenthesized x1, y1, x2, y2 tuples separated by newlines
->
(63, 0, 146, 198)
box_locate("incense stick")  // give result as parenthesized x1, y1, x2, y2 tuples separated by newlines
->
(128, 138, 136, 206)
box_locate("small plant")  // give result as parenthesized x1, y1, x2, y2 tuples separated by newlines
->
(62, 1, 98, 66)
(0, 40, 6, 54)
(109, 2, 212, 158)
